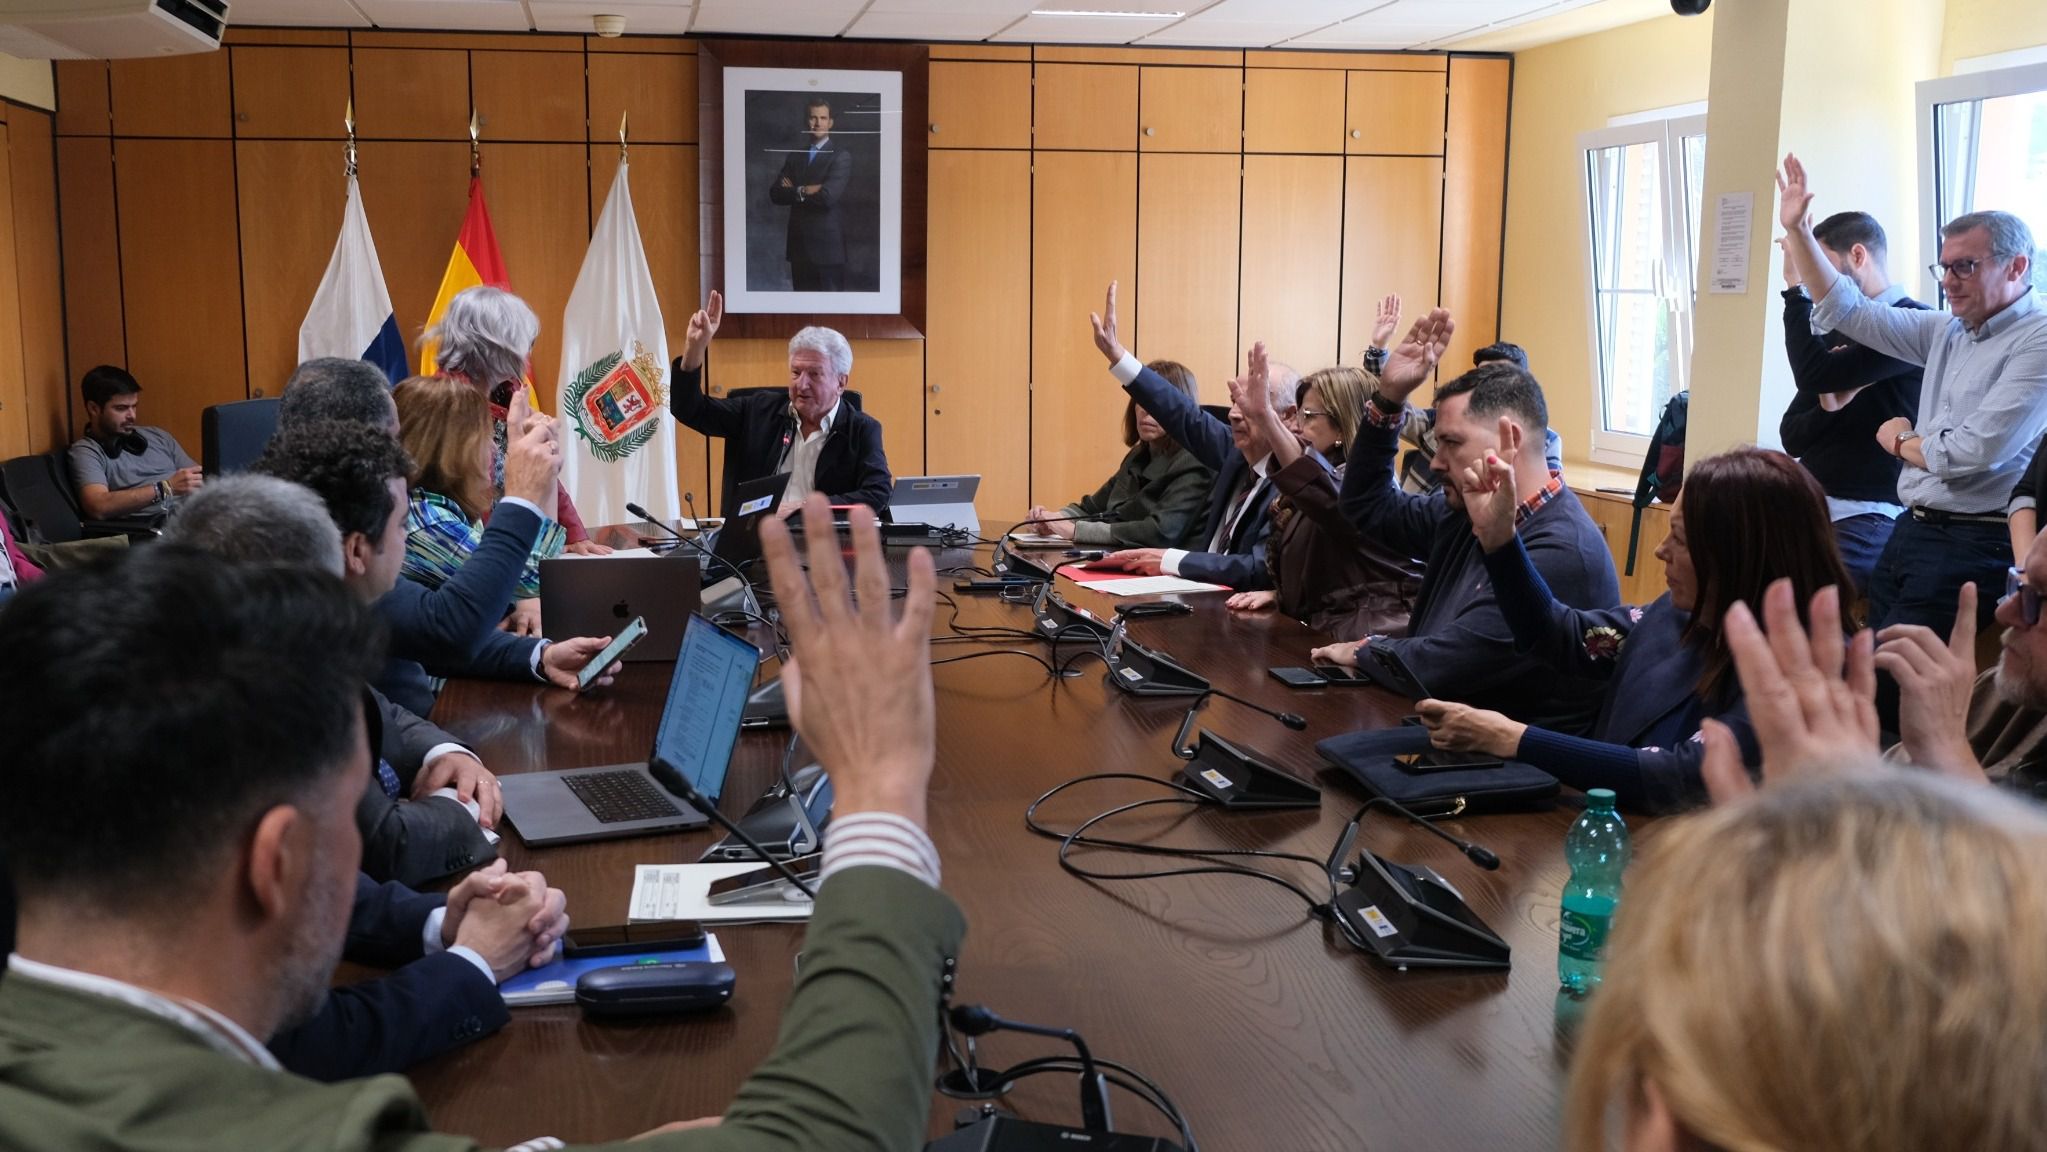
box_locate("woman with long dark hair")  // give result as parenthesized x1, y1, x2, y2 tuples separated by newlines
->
(1023, 361, 1215, 548)
(1416, 444, 1853, 812)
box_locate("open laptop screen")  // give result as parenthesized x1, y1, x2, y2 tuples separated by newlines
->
(650, 615, 760, 804)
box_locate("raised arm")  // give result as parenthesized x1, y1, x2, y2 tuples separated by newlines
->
(1778, 154, 1946, 365)
(1092, 281, 1234, 469)
(669, 290, 750, 438)
(1338, 310, 1456, 555)
(1236, 341, 1301, 469)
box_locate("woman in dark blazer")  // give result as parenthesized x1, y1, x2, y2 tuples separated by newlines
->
(1417, 445, 1853, 813)
(1024, 360, 1215, 549)
(1228, 348, 1424, 640)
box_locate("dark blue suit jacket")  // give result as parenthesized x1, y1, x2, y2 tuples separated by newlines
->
(267, 874, 507, 1081)
(768, 138, 854, 267)
(1121, 363, 1275, 589)
(375, 500, 545, 717)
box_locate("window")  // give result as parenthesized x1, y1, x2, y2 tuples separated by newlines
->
(1578, 116, 1707, 466)
(1917, 62, 2047, 305)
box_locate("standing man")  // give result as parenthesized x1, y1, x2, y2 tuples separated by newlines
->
(1777, 154, 2047, 638)
(671, 290, 893, 515)
(769, 98, 853, 291)
(1775, 211, 1926, 593)
(67, 365, 202, 523)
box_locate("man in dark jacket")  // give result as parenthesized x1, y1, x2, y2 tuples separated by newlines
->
(768, 98, 855, 291)
(1776, 211, 1924, 593)
(671, 290, 893, 515)
(1315, 309, 1621, 736)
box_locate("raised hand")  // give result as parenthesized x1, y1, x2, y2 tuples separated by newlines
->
(1379, 309, 1453, 400)
(1777, 233, 1802, 289)
(680, 289, 724, 371)
(1371, 293, 1402, 348)
(501, 392, 563, 508)
(1089, 281, 1128, 365)
(1876, 582, 1991, 784)
(1461, 423, 1520, 553)
(1775, 153, 1815, 233)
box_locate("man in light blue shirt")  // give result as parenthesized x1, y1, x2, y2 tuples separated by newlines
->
(1778, 154, 2047, 638)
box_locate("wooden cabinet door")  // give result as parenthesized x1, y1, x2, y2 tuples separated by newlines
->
(1245, 68, 1344, 154)
(231, 46, 349, 138)
(110, 52, 231, 138)
(11, 109, 67, 452)
(928, 150, 1030, 519)
(588, 53, 697, 144)
(1345, 69, 1446, 156)
(237, 141, 346, 401)
(483, 143, 589, 414)
(1137, 152, 1239, 402)
(1032, 151, 1137, 508)
(1341, 156, 1442, 381)
(1035, 64, 1136, 152)
(0, 122, 25, 462)
(1442, 57, 1510, 372)
(473, 50, 587, 142)
(1240, 155, 1343, 373)
(927, 61, 1030, 151)
(56, 137, 124, 392)
(1139, 66, 1240, 153)
(353, 49, 470, 140)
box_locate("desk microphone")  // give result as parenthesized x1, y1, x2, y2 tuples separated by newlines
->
(650, 762, 819, 901)
(950, 1003, 1112, 1134)
(1325, 796, 1501, 877)
(1168, 691, 1305, 758)
(632, 497, 763, 620)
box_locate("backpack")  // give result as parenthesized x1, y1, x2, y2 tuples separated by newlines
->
(1626, 391, 1688, 577)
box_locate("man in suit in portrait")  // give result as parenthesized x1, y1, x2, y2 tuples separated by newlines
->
(768, 98, 854, 291)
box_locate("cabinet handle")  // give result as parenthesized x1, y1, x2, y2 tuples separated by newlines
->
(251, 387, 264, 398)
(1143, 126, 1154, 136)
(929, 122, 939, 133)
(930, 384, 942, 394)
(1349, 129, 1361, 139)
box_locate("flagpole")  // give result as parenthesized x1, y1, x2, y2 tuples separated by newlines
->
(344, 98, 357, 180)
(469, 107, 481, 178)
(619, 110, 629, 164)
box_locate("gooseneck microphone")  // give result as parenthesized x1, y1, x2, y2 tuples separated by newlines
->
(949, 1003, 1113, 1134)
(650, 764, 819, 901)
(632, 497, 763, 620)
(627, 500, 684, 546)
(1169, 692, 1305, 759)
(1325, 796, 1501, 878)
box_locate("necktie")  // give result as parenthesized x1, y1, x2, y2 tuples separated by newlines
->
(376, 759, 402, 799)
(1209, 476, 1259, 553)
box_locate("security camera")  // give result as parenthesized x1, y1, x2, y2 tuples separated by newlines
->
(1671, 0, 1710, 13)
(593, 14, 627, 37)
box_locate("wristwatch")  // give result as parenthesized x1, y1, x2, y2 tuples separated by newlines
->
(155, 479, 171, 503)
(1893, 429, 1922, 457)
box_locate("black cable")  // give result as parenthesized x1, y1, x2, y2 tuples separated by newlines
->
(934, 589, 1051, 643)
(936, 1049, 1200, 1152)
(930, 648, 1066, 678)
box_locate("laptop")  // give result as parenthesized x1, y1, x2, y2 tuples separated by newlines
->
(538, 552, 700, 662)
(886, 474, 981, 534)
(701, 471, 791, 574)
(498, 613, 761, 846)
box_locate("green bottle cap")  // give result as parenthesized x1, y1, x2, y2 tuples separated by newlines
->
(1586, 788, 1617, 806)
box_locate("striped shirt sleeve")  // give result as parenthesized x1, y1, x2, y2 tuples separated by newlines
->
(820, 812, 940, 888)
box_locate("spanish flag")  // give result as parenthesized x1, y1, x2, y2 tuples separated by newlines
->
(419, 175, 512, 378)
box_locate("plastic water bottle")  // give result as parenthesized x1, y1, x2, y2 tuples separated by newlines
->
(1558, 788, 1629, 998)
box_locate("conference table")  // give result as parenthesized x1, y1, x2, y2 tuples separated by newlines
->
(413, 532, 1617, 1151)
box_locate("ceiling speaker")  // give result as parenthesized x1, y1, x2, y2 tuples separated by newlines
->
(1671, 0, 1710, 13)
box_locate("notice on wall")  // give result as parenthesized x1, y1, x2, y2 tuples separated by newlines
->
(1710, 192, 1753, 294)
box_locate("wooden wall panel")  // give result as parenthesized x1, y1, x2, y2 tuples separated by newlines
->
(55, 138, 124, 395)
(1248, 51, 1445, 72)
(1035, 64, 1137, 152)
(927, 150, 1030, 519)
(12, 110, 67, 452)
(1137, 152, 1240, 403)
(927, 61, 1031, 150)
(355, 141, 471, 364)
(1346, 70, 1446, 156)
(588, 54, 697, 145)
(1139, 66, 1241, 153)
(484, 144, 590, 414)
(54, 61, 109, 137)
(1340, 157, 1442, 375)
(1442, 57, 1510, 372)
(474, 51, 587, 142)
(238, 142, 348, 399)
(109, 52, 232, 138)
(1240, 155, 1343, 374)
(113, 139, 246, 455)
(1245, 68, 1344, 155)
(1032, 151, 1137, 508)
(353, 49, 470, 140)
(0, 125, 26, 461)
(589, 143, 708, 511)
(232, 46, 350, 138)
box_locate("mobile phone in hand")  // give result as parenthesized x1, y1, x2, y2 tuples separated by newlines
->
(575, 616, 648, 691)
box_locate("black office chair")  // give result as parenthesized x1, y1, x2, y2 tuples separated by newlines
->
(717, 387, 864, 516)
(0, 453, 154, 544)
(202, 396, 281, 476)
(1199, 403, 1232, 426)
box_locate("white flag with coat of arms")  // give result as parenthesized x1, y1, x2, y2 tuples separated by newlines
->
(556, 160, 682, 526)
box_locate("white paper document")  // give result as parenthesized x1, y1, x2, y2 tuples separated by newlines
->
(1069, 575, 1230, 597)
(1710, 191, 1752, 293)
(629, 862, 815, 924)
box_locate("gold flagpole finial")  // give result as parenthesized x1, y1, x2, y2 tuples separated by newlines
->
(343, 97, 357, 179)
(619, 110, 629, 161)
(468, 108, 481, 177)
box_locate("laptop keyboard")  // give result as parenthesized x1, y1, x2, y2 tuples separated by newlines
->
(564, 769, 686, 824)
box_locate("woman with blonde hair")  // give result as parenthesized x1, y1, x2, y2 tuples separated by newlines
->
(393, 374, 567, 635)
(1568, 769, 2047, 1152)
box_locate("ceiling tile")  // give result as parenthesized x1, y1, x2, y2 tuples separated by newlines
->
(847, 11, 1019, 39)
(352, 0, 533, 30)
(992, 12, 1180, 42)
(692, 0, 865, 35)
(230, 0, 374, 27)
(1140, 19, 1323, 44)
(528, 1, 695, 34)
(865, 0, 1031, 10)
(1182, 0, 1381, 20)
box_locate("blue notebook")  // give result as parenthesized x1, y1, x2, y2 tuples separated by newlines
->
(500, 934, 725, 1007)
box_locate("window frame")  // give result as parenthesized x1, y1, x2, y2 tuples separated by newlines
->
(1915, 61, 2047, 304)
(1576, 114, 1708, 468)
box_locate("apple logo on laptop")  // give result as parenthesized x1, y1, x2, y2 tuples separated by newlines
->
(611, 600, 631, 619)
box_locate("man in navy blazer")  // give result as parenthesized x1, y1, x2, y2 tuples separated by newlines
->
(268, 866, 566, 1081)
(1316, 309, 1620, 736)
(1085, 283, 1296, 590)
(767, 98, 855, 291)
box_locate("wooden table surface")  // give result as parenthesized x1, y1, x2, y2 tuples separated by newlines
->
(412, 537, 1599, 1151)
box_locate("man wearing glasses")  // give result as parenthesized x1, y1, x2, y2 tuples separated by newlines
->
(1777, 154, 2047, 642)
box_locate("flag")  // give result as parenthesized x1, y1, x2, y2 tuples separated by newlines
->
(420, 175, 513, 378)
(297, 173, 407, 385)
(556, 160, 681, 525)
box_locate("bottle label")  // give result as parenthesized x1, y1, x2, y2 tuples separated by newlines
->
(1558, 907, 1610, 961)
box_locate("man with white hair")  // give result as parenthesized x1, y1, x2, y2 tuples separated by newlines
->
(670, 290, 893, 516)
(1085, 282, 1298, 589)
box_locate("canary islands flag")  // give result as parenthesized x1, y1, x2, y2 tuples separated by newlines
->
(420, 175, 512, 378)
(297, 173, 407, 384)
(556, 160, 681, 524)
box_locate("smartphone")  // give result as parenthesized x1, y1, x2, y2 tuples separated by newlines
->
(1312, 664, 1371, 683)
(1118, 601, 1192, 619)
(955, 577, 1037, 594)
(1269, 666, 1328, 688)
(575, 616, 648, 691)
(706, 854, 823, 906)
(563, 922, 707, 957)
(1394, 716, 1503, 772)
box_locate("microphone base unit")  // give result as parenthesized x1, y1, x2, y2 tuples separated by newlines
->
(702, 762, 832, 862)
(1332, 851, 1511, 970)
(927, 1116, 1182, 1152)
(1176, 731, 1320, 810)
(740, 676, 790, 730)
(1034, 591, 1114, 643)
(1105, 635, 1210, 697)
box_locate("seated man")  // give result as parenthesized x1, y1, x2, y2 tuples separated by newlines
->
(66, 365, 202, 523)
(670, 291, 893, 516)
(1314, 310, 1620, 735)
(166, 474, 506, 887)
(1084, 282, 1300, 589)
(0, 493, 963, 1151)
